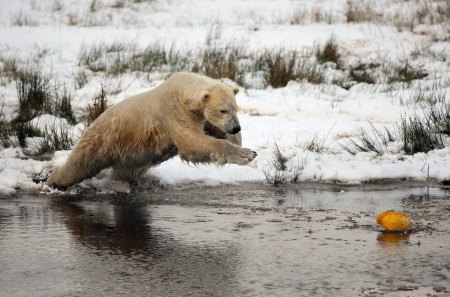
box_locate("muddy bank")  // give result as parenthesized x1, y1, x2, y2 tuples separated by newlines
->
(1, 185, 449, 296)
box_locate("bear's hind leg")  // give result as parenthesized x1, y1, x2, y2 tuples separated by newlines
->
(47, 140, 114, 189)
(48, 156, 110, 189)
(113, 166, 150, 185)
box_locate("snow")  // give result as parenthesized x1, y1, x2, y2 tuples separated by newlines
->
(1, 0, 450, 194)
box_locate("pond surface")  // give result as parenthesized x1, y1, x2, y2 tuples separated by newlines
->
(1, 184, 450, 297)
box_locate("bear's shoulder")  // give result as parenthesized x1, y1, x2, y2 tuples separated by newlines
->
(166, 72, 218, 86)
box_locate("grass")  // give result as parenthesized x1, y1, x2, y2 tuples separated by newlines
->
(273, 142, 288, 171)
(346, 1, 379, 23)
(14, 68, 77, 125)
(254, 50, 298, 88)
(13, 122, 41, 148)
(13, 11, 38, 27)
(341, 123, 395, 156)
(348, 68, 376, 85)
(427, 103, 450, 136)
(78, 43, 112, 72)
(53, 85, 77, 125)
(15, 68, 54, 123)
(315, 36, 341, 67)
(85, 85, 110, 125)
(303, 124, 335, 153)
(253, 50, 325, 87)
(74, 68, 90, 89)
(264, 143, 288, 186)
(73, 34, 433, 91)
(33, 121, 76, 154)
(290, 6, 337, 25)
(304, 133, 326, 152)
(131, 43, 171, 72)
(343, 105, 450, 156)
(193, 43, 244, 84)
(385, 60, 428, 84)
(344, 59, 427, 86)
(398, 114, 444, 155)
(1, 66, 78, 150)
(77, 41, 325, 88)
(90, 0, 99, 13)
(345, 0, 449, 31)
(78, 42, 187, 77)
(0, 105, 13, 148)
(409, 88, 446, 106)
(264, 143, 306, 186)
(0, 55, 20, 82)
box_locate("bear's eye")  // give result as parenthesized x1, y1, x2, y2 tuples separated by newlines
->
(219, 109, 228, 114)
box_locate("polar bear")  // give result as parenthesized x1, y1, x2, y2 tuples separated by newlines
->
(47, 72, 257, 189)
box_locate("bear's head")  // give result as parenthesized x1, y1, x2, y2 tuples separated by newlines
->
(202, 84, 241, 134)
(184, 83, 241, 135)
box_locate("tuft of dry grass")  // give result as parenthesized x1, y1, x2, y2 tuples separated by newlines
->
(15, 68, 54, 123)
(85, 85, 110, 126)
(0, 55, 20, 82)
(0, 104, 13, 148)
(74, 68, 90, 89)
(398, 114, 444, 155)
(13, 122, 42, 148)
(253, 50, 325, 88)
(255, 50, 298, 88)
(290, 6, 338, 25)
(264, 143, 306, 186)
(346, 0, 380, 23)
(341, 123, 395, 156)
(315, 36, 341, 67)
(303, 124, 334, 153)
(193, 43, 245, 84)
(33, 121, 76, 154)
(385, 60, 428, 84)
(264, 143, 289, 186)
(53, 85, 77, 125)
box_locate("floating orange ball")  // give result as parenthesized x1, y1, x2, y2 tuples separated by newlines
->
(376, 211, 411, 232)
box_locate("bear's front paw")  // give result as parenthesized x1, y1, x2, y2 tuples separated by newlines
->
(46, 178, 68, 191)
(226, 147, 257, 165)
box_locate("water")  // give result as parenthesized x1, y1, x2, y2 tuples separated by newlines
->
(1, 185, 450, 297)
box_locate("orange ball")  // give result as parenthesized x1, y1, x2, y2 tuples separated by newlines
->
(376, 211, 411, 231)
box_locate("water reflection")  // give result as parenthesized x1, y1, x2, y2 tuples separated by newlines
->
(377, 232, 411, 246)
(47, 200, 240, 296)
(51, 201, 154, 256)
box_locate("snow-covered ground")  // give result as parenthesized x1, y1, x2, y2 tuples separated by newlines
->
(1, 0, 449, 194)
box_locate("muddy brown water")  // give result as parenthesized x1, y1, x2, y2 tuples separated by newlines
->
(1, 184, 450, 297)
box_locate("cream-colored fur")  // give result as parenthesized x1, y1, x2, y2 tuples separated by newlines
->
(47, 72, 256, 189)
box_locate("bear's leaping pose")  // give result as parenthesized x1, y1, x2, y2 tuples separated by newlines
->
(47, 72, 257, 189)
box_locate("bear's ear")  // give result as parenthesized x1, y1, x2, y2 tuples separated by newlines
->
(232, 87, 239, 95)
(201, 91, 210, 102)
(182, 91, 210, 112)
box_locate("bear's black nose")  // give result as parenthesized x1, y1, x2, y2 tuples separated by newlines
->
(231, 126, 241, 134)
